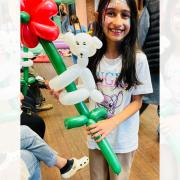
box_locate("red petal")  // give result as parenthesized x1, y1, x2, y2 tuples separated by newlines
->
(21, 24, 39, 48)
(32, 0, 58, 18)
(21, 0, 59, 42)
(20, 0, 26, 11)
(30, 0, 59, 40)
(21, 0, 43, 14)
(30, 21, 59, 41)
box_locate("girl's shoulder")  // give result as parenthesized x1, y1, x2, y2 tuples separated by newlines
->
(136, 50, 148, 65)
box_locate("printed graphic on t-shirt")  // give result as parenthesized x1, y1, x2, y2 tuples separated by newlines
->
(97, 90, 123, 118)
(97, 71, 119, 87)
(96, 71, 125, 118)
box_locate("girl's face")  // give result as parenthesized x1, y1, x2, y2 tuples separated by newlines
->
(102, 0, 131, 44)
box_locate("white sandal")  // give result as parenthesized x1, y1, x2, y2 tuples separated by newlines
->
(61, 156, 89, 179)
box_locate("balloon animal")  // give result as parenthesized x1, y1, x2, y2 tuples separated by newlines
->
(20, 0, 121, 174)
(49, 32, 104, 105)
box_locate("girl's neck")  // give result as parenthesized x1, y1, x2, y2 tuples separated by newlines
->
(105, 41, 120, 59)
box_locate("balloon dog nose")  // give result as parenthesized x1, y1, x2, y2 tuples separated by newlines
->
(80, 53, 83, 58)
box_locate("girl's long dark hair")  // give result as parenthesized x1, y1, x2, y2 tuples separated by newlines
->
(88, 0, 141, 90)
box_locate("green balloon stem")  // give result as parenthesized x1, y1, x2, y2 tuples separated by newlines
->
(22, 46, 29, 96)
(39, 38, 89, 116)
(86, 119, 121, 174)
(65, 115, 88, 129)
(89, 107, 107, 122)
(38, 38, 121, 174)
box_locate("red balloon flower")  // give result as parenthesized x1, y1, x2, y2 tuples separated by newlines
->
(21, 0, 59, 48)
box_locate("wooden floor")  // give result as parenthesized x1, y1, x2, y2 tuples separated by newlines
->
(34, 57, 159, 180)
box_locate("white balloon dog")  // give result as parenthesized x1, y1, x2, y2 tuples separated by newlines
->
(49, 32, 104, 105)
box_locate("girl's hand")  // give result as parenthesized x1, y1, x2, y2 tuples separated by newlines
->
(45, 80, 63, 100)
(86, 118, 117, 142)
(50, 89, 62, 100)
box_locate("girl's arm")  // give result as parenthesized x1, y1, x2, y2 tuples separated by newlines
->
(87, 95, 143, 142)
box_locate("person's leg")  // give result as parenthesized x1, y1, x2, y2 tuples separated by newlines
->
(62, 16, 69, 33)
(27, 83, 45, 106)
(21, 125, 89, 179)
(21, 125, 60, 167)
(89, 149, 109, 180)
(22, 95, 36, 112)
(26, 88, 37, 105)
(21, 150, 41, 180)
(23, 95, 36, 107)
(109, 151, 136, 180)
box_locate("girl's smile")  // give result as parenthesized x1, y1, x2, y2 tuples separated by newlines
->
(109, 27, 125, 36)
(102, 1, 131, 43)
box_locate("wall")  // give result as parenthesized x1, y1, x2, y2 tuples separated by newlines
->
(75, 0, 88, 28)
(74, 0, 96, 29)
(86, 0, 95, 25)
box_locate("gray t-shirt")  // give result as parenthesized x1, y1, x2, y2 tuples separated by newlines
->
(87, 52, 153, 153)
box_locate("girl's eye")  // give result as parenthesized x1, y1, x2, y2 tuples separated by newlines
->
(106, 11, 116, 17)
(76, 41, 80, 45)
(83, 42, 86, 45)
(122, 12, 130, 19)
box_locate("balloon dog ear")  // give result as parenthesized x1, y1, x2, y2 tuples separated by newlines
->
(92, 36, 103, 49)
(62, 32, 75, 45)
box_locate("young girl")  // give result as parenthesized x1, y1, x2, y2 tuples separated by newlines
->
(87, 0, 153, 179)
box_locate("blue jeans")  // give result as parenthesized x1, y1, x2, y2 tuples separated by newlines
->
(21, 125, 57, 180)
(61, 16, 69, 33)
(21, 150, 41, 180)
